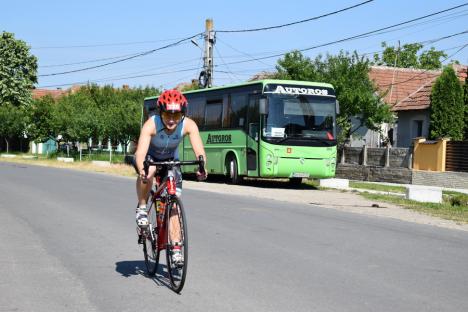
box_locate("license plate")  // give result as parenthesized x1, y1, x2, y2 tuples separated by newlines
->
(291, 172, 310, 178)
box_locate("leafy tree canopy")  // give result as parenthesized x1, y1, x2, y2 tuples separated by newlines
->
(0, 32, 37, 107)
(0, 103, 26, 152)
(373, 42, 448, 70)
(28, 95, 57, 143)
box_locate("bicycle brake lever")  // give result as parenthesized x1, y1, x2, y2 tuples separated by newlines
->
(198, 155, 205, 173)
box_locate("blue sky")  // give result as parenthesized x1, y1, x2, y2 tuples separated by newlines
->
(2, 0, 467, 90)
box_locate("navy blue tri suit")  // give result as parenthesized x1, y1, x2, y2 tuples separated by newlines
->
(133, 114, 185, 194)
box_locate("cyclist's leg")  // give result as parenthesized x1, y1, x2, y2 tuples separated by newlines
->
(169, 166, 183, 242)
(134, 155, 157, 206)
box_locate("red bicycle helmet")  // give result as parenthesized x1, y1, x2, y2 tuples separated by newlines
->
(157, 89, 188, 115)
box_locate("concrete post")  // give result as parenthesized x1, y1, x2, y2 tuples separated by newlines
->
(362, 145, 368, 166)
(385, 145, 390, 167)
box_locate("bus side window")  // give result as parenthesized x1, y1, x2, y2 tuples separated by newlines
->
(229, 93, 248, 129)
(187, 96, 205, 129)
(204, 99, 223, 129)
(248, 95, 260, 140)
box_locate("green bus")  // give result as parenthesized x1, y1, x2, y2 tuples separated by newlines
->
(144, 79, 339, 184)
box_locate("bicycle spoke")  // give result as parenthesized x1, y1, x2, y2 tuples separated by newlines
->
(143, 199, 160, 276)
(165, 198, 188, 293)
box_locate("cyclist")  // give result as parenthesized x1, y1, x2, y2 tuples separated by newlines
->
(133, 89, 207, 263)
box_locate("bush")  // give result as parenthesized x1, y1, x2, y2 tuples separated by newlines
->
(449, 194, 468, 207)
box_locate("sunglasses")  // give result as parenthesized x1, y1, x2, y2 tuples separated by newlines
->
(161, 111, 183, 121)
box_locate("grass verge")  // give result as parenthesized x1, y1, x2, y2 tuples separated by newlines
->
(349, 181, 406, 193)
(1, 154, 135, 177)
(360, 192, 468, 224)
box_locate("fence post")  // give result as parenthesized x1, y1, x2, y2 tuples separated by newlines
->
(362, 145, 368, 166)
(385, 145, 390, 167)
(340, 147, 345, 164)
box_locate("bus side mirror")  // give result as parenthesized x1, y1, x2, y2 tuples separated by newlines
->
(259, 98, 268, 115)
(336, 100, 340, 115)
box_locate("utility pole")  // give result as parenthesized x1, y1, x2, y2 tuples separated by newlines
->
(199, 18, 215, 88)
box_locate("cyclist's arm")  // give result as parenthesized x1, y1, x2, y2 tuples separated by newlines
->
(184, 117, 207, 167)
(135, 117, 156, 176)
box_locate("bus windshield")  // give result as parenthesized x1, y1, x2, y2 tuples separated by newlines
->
(262, 94, 336, 145)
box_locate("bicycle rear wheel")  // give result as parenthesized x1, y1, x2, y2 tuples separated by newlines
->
(165, 197, 188, 293)
(143, 195, 160, 276)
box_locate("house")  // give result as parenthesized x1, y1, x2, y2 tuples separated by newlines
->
(369, 64, 467, 147)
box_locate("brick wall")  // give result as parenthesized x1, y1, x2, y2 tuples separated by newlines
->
(336, 164, 412, 184)
(412, 171, 468, 189)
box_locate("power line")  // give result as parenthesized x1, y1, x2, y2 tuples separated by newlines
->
(38, 31, 467, 89)
(380, 43, 468, 88)
(217, 37, 273, 67)
(38, 33, 202, 77)
(39, 51, 146, 68)
(214, 45, 239, 83)
(32, 37, 190, 49)
(216, 0, 374, 33)
(218, 3, 468, 66)
(38, 66, 202, 88)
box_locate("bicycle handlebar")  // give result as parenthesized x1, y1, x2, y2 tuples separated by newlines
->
(143, 155, 205, 178)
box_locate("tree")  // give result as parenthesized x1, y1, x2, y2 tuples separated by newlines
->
(429, 66, 464, 140)
(275, 50, 393, 144)
(104, 97, 140, 155)
(464, 76, 468, 140)
(373, 42, 447, 70)
(56, 84, 160, 153)
(0, 104, 25, 153)
(27, 95, 57, 144)
(0, 32, 37, 107)
(178, 79, 200, 92)
(53, 91, 99, 146)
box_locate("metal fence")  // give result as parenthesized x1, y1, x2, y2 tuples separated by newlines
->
(446, 141, 468, 173)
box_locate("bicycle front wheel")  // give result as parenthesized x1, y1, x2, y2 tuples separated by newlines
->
(143, 196, 160, 276)
(165, 197, 188, 293)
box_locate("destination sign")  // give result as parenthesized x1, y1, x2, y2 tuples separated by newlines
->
(269, 85, 329, 96)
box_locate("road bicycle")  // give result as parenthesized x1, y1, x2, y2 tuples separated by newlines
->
(140, 156, 205, 293)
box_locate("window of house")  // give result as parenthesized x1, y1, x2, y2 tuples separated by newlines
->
(413, 120, 423, 137)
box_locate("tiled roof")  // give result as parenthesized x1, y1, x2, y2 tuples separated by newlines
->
(32, 88, 67, 100)
(391, 80, 434, 111)
(369, 66, 440, 109)
(369, 65, 467, 111)
(32, 85, 82, 100)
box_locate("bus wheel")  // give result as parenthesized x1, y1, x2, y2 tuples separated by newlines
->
(226, 155, 242, 184)
(289, 178, 302, 187)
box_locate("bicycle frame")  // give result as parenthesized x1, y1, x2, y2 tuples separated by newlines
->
(144, 156, 204, 250)
(149, 174, 174, 250)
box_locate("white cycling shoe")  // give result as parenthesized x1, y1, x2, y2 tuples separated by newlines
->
(171, 247, 184, 267)
(136, 209, 149, 228)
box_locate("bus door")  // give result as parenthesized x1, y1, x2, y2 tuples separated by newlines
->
(247, 94, 260, 177)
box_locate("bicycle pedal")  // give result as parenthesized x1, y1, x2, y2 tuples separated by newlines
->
(138, 235, 144, 244)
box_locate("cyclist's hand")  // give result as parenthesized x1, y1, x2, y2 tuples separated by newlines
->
(139, 170, 148, 184)
(196, 170, 207, 181)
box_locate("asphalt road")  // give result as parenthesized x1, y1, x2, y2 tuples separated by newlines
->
(1, 161, 468, 312)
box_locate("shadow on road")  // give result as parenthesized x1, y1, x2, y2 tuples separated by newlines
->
(184, 174, 319, 190)
(115, 260, 174, 291)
